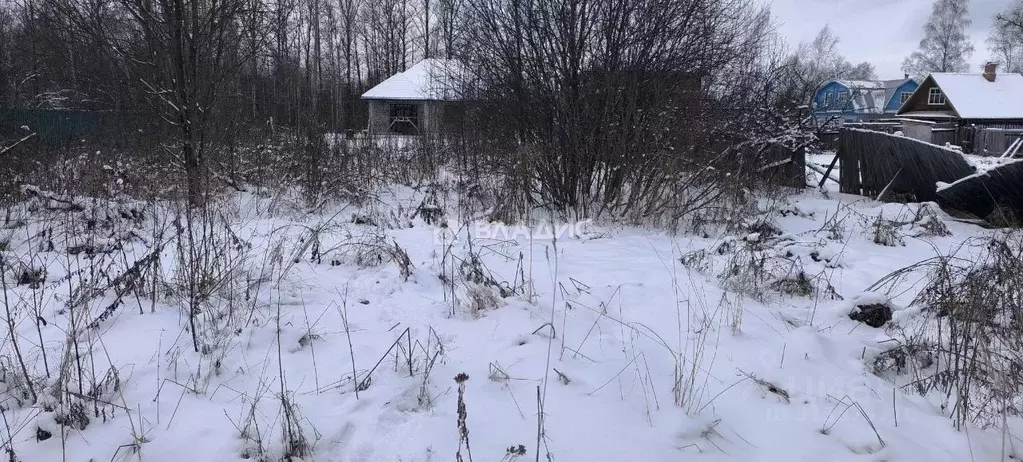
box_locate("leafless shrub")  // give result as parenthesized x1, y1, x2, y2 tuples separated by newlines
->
(871, 213, 905, 247)
(770, 271, 815, 297)
(678, 249, 712, 273)
(323, 228, 414, 280)
(717, 237, 817, 301)
(279, 392, 315, 460)
(454, 372, 473, 462)
(463, 283, 504, 319)
(911, 204, 952, 238)
(0, 357, 34, 408)
(169, 206, 251, 353)
(232, 393, 272, 462)
(53, 400, 90, 431)
(874, 234, 1023, 430)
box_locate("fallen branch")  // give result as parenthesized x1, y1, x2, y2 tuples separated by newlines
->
(0, 133, 36, 156)
(807, 161, 839, 185)
(20, 184, 84, 211)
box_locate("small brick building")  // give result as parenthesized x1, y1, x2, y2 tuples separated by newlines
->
(362, 59, 464, 135)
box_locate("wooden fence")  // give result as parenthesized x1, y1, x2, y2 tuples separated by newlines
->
(759, 143, 807, 188)
(819, 121, 901, 149)
(842, 121, 902, 133)
(937, 161, 1023, 219)
(838, 128, 974, 202)
(973, 127, 1023, 157)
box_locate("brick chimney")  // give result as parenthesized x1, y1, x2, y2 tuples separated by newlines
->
(984, 62, 998, 82)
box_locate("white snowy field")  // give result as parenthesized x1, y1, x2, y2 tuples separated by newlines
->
(0, 176, 1020, 461)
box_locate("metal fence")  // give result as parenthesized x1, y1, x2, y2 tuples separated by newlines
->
(0, 108, 129, 147)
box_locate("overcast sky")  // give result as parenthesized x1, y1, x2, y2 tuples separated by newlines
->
(768, 0, 1009, 78)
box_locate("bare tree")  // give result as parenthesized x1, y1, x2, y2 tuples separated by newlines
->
(49, 0, 260, 207)
(772, 26, 878, 111)
(437, 0, 460, 59)
(990, 0, 1023, 73)
(0, 5, 11, 107)
(422, 0, 431, 58)
(903, 0, 974, 75)
(460, 0, 782, 217)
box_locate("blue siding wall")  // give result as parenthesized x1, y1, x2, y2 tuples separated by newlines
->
(812, 81, 852, 113)
(884, 80, 919, 113)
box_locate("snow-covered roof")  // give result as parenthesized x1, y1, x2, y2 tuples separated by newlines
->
(881, 78, 912, 92)
(833, 80, 885, 90)
(819, 79, 912, 114)
(913, 73, 1023, 120)
(362, 59, 465, 101)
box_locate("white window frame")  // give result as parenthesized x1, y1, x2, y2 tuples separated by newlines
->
(900, 92, 912, 104)
(824, 92, 835, 109)
(928, 87, 946, 105)
(837, 91, 850, 106)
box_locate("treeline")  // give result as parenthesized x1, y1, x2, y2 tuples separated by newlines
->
(0, 0, 466, 129)
(0, 0, 817, 217)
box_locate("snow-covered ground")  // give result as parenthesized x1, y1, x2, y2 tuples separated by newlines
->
(0, 174, 1019, 461)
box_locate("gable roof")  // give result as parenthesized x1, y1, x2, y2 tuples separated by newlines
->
(816, 78, 917, 114)
(817, 80, 887, 113)
(899, 73, 1023, 120)
(833, 80, 885, 90)
(362, 59, 464, 101)
(881, 78, 917, 109)
(882, 78, 917, 95)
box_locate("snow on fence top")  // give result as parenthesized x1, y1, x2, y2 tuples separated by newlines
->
(839, 128, 975, 202)
(844, 127, 967, 155)
(929, 73, 1023, 120)
(361, 59, 465, 101)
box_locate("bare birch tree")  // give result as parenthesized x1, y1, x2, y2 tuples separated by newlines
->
(903, 0, 975, 75)
(990, 0, 1023, 73)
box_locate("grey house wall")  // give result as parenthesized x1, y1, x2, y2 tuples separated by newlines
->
(901, 119, 933, 143)
(366, 99, 446, 135)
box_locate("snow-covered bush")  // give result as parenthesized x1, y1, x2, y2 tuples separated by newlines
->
(871, 213, 905, 247)
(874, 235, 1023, 429)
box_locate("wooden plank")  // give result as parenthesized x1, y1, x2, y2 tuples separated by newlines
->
(936, 161, 1023, 219)
(876, 167, 903, 201)
(818, 147, 841, 188)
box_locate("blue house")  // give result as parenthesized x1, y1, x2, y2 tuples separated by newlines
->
(812, 77, 919, 126)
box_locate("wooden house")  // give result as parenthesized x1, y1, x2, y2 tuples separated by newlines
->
(897, 63, 1023, 152)
(812, 77, 919, 125)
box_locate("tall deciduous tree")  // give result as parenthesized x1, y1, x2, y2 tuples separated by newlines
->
(460, 0, 780, 216)
(902, 0, 974, 75)
(437, 0, 461, 59)
(989, 0, 1023, 73)
(773, 26, 877, 110)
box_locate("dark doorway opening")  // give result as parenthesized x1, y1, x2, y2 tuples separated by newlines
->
(389, 103, 420, 134)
